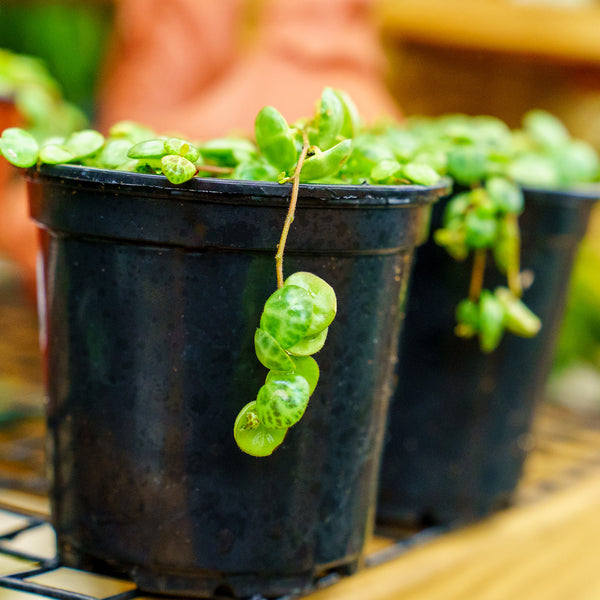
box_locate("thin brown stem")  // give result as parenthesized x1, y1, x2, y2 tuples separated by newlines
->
(469, 249, 487, 302)
(275, 132, 310, 288)
(506, 213, 523, 297)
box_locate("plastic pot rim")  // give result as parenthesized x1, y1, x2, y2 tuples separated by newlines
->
(25, 163, 452, 207)
(520, 183, 600, 205)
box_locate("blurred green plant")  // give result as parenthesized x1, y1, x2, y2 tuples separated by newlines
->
(388, 111, 600, 353)
(554, 221, 600, 373)
(0, 48, 87, 139)
(0, 1, 114, 115)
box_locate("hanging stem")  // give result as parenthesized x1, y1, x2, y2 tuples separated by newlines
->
(275, 132, 311, 288)
(506, 213, 523, 297)
(469, 249, 487, 302)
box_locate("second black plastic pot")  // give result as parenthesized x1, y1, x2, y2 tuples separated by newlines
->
(377, 185, 599, 530)
(28, 165, 448, 598)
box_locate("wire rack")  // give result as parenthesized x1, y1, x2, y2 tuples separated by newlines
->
(0, 498, 446, 600)
(0, 402, 598, 600)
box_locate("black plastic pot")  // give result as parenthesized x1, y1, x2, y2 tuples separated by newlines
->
(377, 185, 599, 531)
(28, 164, 448, 598)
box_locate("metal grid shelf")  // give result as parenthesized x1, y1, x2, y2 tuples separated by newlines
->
(0, 498, 445, 600)
(0, 403, 599, 600)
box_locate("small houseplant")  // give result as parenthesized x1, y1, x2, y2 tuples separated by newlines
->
(1, 89, 448, 597)
(376, 110, 600, 529)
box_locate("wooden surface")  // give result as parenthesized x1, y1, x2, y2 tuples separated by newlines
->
(312, 404, 600, 600)
(378, 0, 600, 64)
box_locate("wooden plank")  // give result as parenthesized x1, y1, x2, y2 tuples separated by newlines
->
(0, 489, 50, 518)
(307, 463, 600, 600)
(378, 0, 600, 65)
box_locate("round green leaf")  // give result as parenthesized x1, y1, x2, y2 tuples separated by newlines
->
(401, 162, 441, 186)
(109, 121, 156, 142)
(232, 159, 279, 182)
(127, 138, 167, 160)
(283, 272, 337, 336)
(267, 355, 320, 396)
(234, 401, 287, 457)
(478, 290, 505, 353)
(456, 298, 480, 330)
(485, 177, 524, 215)
(508, 155, 559, 188)
(555, 140, 600, 185)
(464, 211, 498, 249)
(447, 146, 487, 185)
(254, 328, 295, 371)
(97, 138, 134, 169)
(161, 155, 197, 184)
(64, 129, 105, 159)
(260, 284, 314, 348)
(39, 144, 74, 165)
(443, 192, 472, 226)
(287, 327, 328, 356)
(165, 137, 201, 163)
(199, 137, 257, 167)
(370, 159, 402, 182)
(256, 375, 310, 429)
(522, 109, 569, 151)
(0, 128, 39, 168)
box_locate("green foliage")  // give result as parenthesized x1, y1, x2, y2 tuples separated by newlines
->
(0, 2, 113, 112)
(0, 48, 87, 139)
(0, 87, 444, 187)
(554, 238, 600, 372)
(411, 110, 599, 352)
(233, 401, 288, 457)
(0, 127, 38, 167)
(254, 106, 299, 172)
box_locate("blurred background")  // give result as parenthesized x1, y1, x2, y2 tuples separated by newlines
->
(375, 0, 600, 414)
(1, 0, 600, 492)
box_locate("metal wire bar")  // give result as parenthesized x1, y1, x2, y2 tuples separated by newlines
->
(0, 543, 57, 566)
(0, 505, 442, 600)
(0, 577, 101, 600)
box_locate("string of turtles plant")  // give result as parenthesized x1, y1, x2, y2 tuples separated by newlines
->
(0, 87, 443, 457)
(1, 88, 597, 450)
(382, 110, 600, 353)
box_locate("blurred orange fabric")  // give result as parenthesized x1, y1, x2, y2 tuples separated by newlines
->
(2, 0, 401, 295)
(0, 178, 37, 297)
(98, 0, 401, 138)
(0, 102, 37, 299)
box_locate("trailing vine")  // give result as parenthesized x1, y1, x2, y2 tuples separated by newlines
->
(1, 89, 598, 451)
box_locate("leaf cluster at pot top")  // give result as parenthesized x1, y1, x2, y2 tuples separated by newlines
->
(0, 89, 597, 189)
(0, 87, 443, 186)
